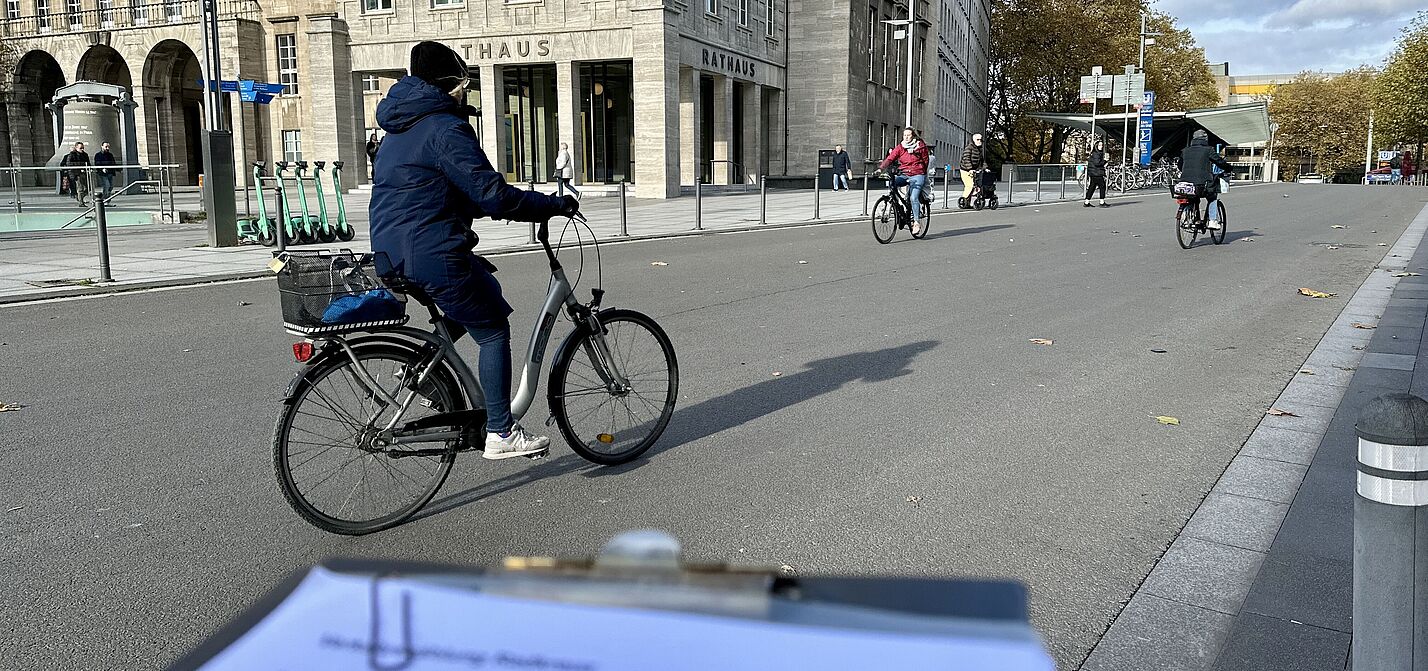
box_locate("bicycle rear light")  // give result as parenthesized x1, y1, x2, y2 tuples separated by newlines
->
(292, 341, 315, 363)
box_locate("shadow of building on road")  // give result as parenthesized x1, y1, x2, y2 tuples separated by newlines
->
(415, 340, 940, 521)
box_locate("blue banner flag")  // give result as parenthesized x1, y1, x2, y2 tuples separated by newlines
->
(1137, 92, 1155, 166)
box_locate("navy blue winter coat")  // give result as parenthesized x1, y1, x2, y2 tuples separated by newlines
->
(369, 76, 563, 324)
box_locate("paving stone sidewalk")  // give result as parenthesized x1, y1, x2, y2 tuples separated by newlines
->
(1082, 201, 1428, 670)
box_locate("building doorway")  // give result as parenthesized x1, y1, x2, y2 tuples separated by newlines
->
(142, 39, 205, 185)
(502, 65, 556, 184)
(579, 61, 633, 184)
(9, 50, 66, 185)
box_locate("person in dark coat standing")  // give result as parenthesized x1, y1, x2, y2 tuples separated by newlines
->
(369, 41, 578, 460)
(1083, 142, 1107, 207)
(1179, 129, 1233, 230)
(93, 141, 118, 200)
(365, 133, 381, 178)
(58, 142, 90, 205)
(831, 144, 851, 191)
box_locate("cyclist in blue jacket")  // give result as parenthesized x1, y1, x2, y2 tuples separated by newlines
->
(370, 41, 579, 460)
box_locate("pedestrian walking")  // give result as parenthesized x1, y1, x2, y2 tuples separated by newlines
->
(1403, 151, 1416, 185)
(1084, 142, 1108, 207)
(831, 144, 851, 191)
(554, 142, 580, 199)
(93, 141, 118, 200)
(959, 133, 987, 208)
(365, 132, 381, 177)
(59, 141, 91, 206)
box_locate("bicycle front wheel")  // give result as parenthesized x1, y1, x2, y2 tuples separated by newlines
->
(871, 197, 897, 244)
(550, 309, 679, 466)
(274, 343, 462, 535)
(1211, 201, 1227, 244)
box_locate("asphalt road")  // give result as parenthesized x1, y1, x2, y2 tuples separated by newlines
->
(4, 184, 1427, 670)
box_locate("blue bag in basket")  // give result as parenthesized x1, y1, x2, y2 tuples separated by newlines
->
(322, 289, 404, 325)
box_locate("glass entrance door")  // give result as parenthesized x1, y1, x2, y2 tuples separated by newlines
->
(502, 65, 557, 184)
(579, 61, 633, 183)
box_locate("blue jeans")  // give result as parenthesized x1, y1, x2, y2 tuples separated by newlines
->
(452, 320, 514, 433)
(893, 174, 928, 219)
(832, 173, 849, 190)
(98, 173, 114, 199)
(1205, 191, 1219, 223)
(556, 177, 579, 198)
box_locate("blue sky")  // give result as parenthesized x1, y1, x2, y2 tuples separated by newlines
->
(1153, 0, 1422, 75)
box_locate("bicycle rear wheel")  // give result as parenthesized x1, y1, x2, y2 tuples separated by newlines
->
(274, 343, 462, 535)
(1176, 203, 1196, 249)
(550, 309, 678, 466)
(1211, 202, 1227, 244)
(871, 196, 897, 244)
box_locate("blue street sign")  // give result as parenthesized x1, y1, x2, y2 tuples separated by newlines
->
(197, 78, 284, 99)
(197, 79, 240, 93)
(255, 92, 275, 104)
(238, 79, 256, 102)
(1137, 91, 1155, 166)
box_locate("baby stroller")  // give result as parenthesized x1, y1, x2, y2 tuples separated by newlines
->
(958, 168, 999, 210)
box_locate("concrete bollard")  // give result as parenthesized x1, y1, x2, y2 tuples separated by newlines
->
(1354, 393, 1428, 671)
(528, 180, 537, 244)
(1060, 165, 1068, 200)
(862, 171, 871, 216)
(1034, 167, 1042, 202)
(943, 168, 950, 209)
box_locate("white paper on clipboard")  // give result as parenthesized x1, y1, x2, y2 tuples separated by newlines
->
(198, 568, 1055, 670)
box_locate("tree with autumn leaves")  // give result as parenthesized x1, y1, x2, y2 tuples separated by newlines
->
(1375, 12, 1428, 161)
(987, 0, 1219, 164)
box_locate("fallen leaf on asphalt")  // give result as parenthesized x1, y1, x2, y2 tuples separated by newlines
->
(5, 506, 22, 513)
(1379, 243, 1389, 246)
(1299, 369, 1316, 375)
(772, 372, 783, 377)
(1029, 338, 1054, 345)
(1335, 365, 1356, 372)
(1267, 408, 1299, 417)
(1299, 288, 1336, 298)
(1331, 225, 1347, 229)
(1352, 322, 1377, 329)
(0, 403, 22, 412)
(1150, 349, 1168, 354)
(651, 261, 669, 266)
(236, 301, 252, 306)
(1155, 416, 1181, 426)
(780, 564, 796, 575)
(1394, 272, 1422, 277)
(797, 260, 808, 265)
(1241, 237, 1257, 243)
(1353, 345, 1366, 351)
(905, 495, 922, 506)
(1327, 246, 1340, 250)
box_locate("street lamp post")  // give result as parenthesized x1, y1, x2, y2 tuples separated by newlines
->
(198, 0, 238, 246)
(882, 13, 918, 129)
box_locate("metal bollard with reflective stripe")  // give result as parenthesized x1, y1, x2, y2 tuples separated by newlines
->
(1354, 393, 1428, 671)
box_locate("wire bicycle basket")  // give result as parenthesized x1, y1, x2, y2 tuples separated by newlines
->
(274, 250, 409, 336)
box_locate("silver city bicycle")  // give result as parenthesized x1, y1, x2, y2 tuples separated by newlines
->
(270, 215, 679, 535)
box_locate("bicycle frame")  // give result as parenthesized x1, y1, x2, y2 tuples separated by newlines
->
(314, 217, 629, 445)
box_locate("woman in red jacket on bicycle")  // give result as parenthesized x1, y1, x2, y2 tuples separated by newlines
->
(879, 127, 931, 234)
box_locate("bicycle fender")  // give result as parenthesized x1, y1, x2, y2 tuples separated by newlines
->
(545, 307, 652, 397)
(279, 336, 430, 404)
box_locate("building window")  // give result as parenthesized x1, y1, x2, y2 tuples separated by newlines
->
(6, 0, 19, 20)
(283, 130, 303, 163)
(431, 0, 461, 7)
(765, 0, 774, 36)
(129, 0, 147, 23)
(64, 0, 79, 29)
(362, 74, 381, 93)
(276, 33, 299, 96)
(867, 8, 876, 81)
(364, 0, 393, 12)
(164, 0, 181, 21)
(98, 0, 113, 25)
(35, 0, 50, 30)
(737, 0, 747, 25)
(704, 0, 715, 16)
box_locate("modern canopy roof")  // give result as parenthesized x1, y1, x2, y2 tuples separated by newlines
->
(1029, 102, 1271, 155)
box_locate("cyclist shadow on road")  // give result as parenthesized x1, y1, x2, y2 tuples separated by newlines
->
(913, 224, 1013, 242)
(416, 339, 941, 520)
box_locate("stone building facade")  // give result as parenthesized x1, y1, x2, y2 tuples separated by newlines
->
(1, 0, 989, 197)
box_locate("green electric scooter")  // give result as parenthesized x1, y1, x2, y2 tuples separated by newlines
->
(329, 160, 356, 242)
(274, 162, 314, 244)
(293, 161, 332, 243)
(249, 161, 297, 247)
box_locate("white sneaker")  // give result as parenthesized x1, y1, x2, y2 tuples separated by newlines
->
(1207, 220, 1222, 230)
(483, 425, 551, 460)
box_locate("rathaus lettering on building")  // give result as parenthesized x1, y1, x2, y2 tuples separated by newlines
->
(701, 49, 757, 78)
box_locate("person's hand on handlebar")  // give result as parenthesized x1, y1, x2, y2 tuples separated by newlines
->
(555, 195, 581, 220)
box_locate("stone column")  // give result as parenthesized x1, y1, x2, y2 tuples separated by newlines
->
(554, 60, 582, 185)
(304, 14, 362, 190)
(478, 64, 506, 174)
(764, 87, 785, 176)
(221, 18, 267, 189)
(711, 75, 733, 185)
(741, 83, 764, 184)
(631, 2, 681, 198)
(678, 67, 701, 186)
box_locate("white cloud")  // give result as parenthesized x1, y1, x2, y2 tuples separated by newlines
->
(1267, 0, 1421, 29)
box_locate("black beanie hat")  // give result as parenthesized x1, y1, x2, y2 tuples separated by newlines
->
(410, 41, 467, 89)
